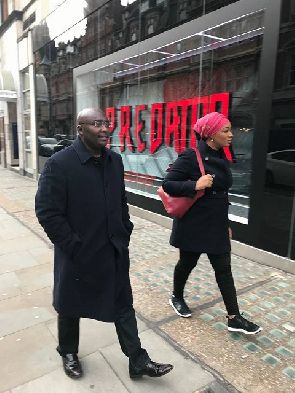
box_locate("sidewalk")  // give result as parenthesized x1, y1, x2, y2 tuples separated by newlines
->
(0, 167, 294, 393)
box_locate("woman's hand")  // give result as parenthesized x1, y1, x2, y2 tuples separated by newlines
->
(195, 174, 214, 190)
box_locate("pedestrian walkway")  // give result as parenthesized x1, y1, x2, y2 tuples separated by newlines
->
(0, 167, 294, 393)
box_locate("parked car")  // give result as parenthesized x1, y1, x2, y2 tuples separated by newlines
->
(230, 152, 252, 195)
(38, 137, 58, 157)
(266, 149, 295, 187)
(53, 138, 74, 153)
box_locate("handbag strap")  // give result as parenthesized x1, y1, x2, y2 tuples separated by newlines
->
(192, 143, 205, 176)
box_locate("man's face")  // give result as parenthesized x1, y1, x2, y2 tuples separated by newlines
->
(78, 112, 111, 152)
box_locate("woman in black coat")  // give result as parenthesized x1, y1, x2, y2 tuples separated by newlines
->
(162, 112, 262, 335)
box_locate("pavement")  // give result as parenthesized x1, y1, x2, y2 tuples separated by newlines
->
(0, 166, 294, 393)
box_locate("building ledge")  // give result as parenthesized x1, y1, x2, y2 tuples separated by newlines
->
(0, 10, 23, 38)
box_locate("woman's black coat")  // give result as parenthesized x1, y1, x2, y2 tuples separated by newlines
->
(35, 137, 134, 322)
(162, 140, 232, 254)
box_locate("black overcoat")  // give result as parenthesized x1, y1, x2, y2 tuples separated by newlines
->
(35, 137, 134, 322)
(162, 140, 233, 254)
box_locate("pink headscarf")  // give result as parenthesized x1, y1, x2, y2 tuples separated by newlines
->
(194, 112, 230, 139)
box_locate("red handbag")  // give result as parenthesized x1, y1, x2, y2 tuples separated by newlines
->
(157, 147, 205, 218)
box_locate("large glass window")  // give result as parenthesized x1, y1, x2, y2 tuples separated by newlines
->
(33, 0, 241, 57)
(34, 0, 242, 172)
(22, 70, 33, 173)
(260, 1, 295, 259)
(76, 9, 265, 223)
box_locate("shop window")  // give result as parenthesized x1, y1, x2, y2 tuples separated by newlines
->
(21, 69, 34, 172)
(75, 9, 265, 224)
(22, 72, 30, 112)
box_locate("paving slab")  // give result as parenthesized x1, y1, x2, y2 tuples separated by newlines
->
(0, 250, 45, 274)
(15, 263, 53, 293)
(101, 329, 215, 393)
(0, 324, 60, 392)
(0, 288, 55, 337)
(0, 271, 22, 300)
(0, 236, 45, 255)
(28, 246, 52, 257)
(0, 218, 31, 240)
(10, 352, 129, 393)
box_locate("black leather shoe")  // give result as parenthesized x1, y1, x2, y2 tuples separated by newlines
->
(62, 353, 83, 379)
(129, 360, 173, 379)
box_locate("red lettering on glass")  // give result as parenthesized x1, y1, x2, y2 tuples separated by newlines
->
(107, 91, 231, 157)
(209, 92, 230, 116)
(150, 103, 164, 154)
(135, 105, 147, 153)
(189, 96, 209, 149)
(177, 99, 189, 153)
(119, 106, 133, 152)
(105, 107, 115, 148)
(165, 102, 181, 153)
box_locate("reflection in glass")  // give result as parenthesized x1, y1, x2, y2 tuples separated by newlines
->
(75, 10, 265, 222)
(24, 114, 31, 131)
(259, 0, 295, 259)
(34, 1, 267, 224)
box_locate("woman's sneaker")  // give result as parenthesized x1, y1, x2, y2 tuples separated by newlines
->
(227, 314, 262, 335)
(169, 295, 192, 317)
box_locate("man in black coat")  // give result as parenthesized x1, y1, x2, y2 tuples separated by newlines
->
(35, 107, 173, 380)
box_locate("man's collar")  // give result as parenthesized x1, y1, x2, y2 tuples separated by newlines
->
(73, 136, 111, 164)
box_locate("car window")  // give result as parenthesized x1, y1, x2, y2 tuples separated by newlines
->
(272, 151, 295, 162)
(287, 151, 295, 162)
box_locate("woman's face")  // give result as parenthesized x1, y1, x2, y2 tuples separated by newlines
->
(211, 123, 233, 149)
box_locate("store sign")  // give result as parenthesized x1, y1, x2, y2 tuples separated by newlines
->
(106, 91, 231, 157)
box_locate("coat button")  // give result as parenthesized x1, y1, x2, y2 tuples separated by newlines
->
(213, 191, 216, 195)
(205, 157, 209, 161)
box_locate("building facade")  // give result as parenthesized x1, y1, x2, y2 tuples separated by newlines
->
(0, 0, 294, 261)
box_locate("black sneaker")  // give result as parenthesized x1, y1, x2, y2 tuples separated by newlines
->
(227, 314, 262, 335)
(169, 295, 192, 317)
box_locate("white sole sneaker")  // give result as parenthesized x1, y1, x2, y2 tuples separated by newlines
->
(168, 298, 192, 318)
(228, 326, 263, 335)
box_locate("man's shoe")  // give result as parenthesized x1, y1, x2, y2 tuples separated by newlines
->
(129, 360, 173, 379)
(169, 295, 192, 317)
(62, 353, 83, 379)
(227, 314, 262, 335)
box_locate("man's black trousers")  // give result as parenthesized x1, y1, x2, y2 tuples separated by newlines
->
(57, 306, 149, 367)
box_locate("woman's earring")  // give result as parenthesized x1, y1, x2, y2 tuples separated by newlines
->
(211, 138, 214, 142)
